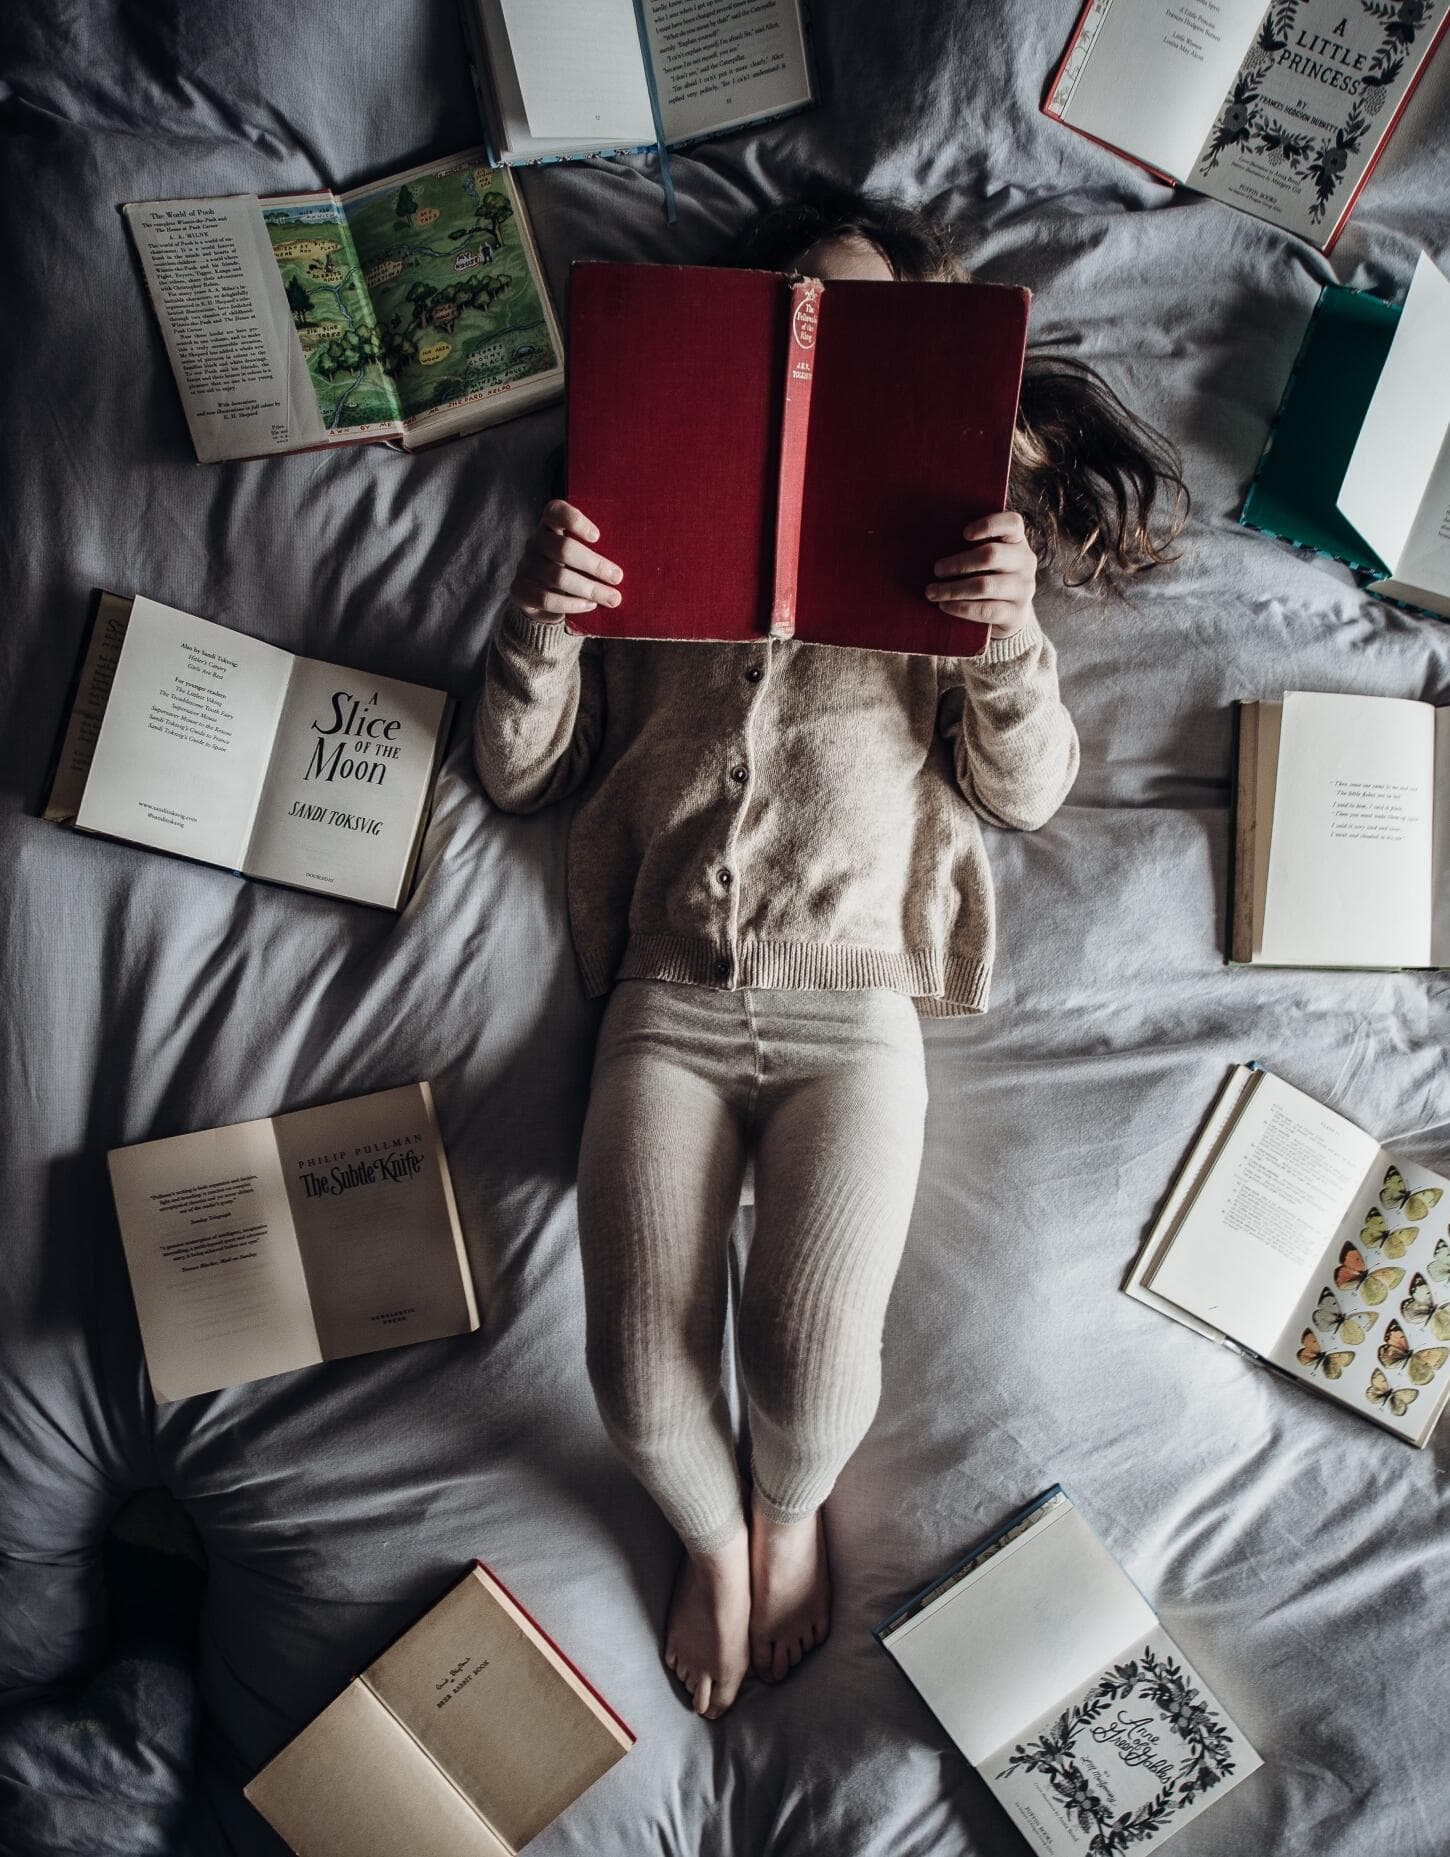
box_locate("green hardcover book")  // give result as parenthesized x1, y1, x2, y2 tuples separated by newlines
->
(1240, 286, 1398, 576)
(1240, 255, 1450, 621)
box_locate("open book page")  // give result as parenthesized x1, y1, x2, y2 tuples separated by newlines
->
(1186, 2, 1450, 243)
(982, 1621, 1260, 1856)
(1368, 434, 1450, 619)
(879, 1492, 1157, 1770)
(1144, 1068, 1381, 1356)
(363, 1568, 630, 1849)
(107, 1116, 320, 1403)
(1341, 254, 1450, 598)
(243, 655, 449, 908)
(1124, 1066, 1257, 1342)
(74, 596, 292, 873)
(642, 0, 813, 144)
(44, 593, 133, 824)
(244, 1679, 510, 1857)
(124, 197, 326, 460)
(1046, 0, 1267, 182)
(259, 194, 403, 441)
(339, 155, 562, 441)
(1266, 1151, 1450, 1442)
(1434, 710, 1450, 964)
(271, 1085, 476, 1362)
(1258, 691, 1436, 969)
(497, 0, 654, 141)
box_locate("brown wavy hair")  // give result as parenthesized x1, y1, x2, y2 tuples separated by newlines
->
(729, 193, 1189, 590)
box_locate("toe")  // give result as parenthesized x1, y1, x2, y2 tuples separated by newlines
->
(770, 1639, 789, 1683)
(787, 1638, 803, 1669)
(693, 1675, 713, 1717)
(750, 1638, 772, 1680)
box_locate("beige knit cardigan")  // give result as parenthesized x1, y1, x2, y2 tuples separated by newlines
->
(474, 608, 1079, 1016)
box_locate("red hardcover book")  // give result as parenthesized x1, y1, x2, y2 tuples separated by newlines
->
(565, 262, 1031, 657)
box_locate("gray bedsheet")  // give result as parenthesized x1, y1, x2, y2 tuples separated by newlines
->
(3, 1, 1448, 1852)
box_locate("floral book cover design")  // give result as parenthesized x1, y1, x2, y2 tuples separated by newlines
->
(877, 1489, 1260, 1855)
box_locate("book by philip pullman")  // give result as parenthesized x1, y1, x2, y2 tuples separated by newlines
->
(878, 1489, 1260, 1854)
(45, 593, 452, 910)
(246, 1562, 634, 1857)
(108, 1083, 477, 1401)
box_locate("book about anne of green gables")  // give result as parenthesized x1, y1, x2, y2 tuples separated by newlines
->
(124, 149, 562, 463)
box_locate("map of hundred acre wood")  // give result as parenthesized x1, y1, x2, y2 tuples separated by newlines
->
(262, 159, 557, 435)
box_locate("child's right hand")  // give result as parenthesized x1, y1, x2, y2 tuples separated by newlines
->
(510, 500, 623, 622)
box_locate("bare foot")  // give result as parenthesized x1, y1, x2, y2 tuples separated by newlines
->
(663, 1524, 751, 1719)
(749, 1504, 831, 1682)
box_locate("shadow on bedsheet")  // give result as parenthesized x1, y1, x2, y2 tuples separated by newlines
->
(0, 1498, 203, 1857)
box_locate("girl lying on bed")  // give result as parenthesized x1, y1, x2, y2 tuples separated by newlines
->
(474, 194, 1186, 1719)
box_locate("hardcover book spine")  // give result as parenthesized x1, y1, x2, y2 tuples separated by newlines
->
(768, 277, 822, 639)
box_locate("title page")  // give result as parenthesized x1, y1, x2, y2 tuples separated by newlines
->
(244, 656, 449, 908)
(1186, 0, 1450, 243)
(271, 1084, 475, 1362)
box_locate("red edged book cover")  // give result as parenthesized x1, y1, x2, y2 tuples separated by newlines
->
(566, 261, 1029, 657)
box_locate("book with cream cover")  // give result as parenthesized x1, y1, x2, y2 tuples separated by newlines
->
(1127, 1065, 1450, 1447)
(878, 1488, 1260, 1854)
(46, 593, 452, 911)
(1241, 254, 1450, 619)
(566, 262, 1030, 657)
(124, 149, 562, 462)
(245, 1561, 634, 1857)
(1230, 691, 1450, 969)
(109, 1083, 476, 1402)
(461, 0, 815, 166)
(1044, 0, 1449, 250)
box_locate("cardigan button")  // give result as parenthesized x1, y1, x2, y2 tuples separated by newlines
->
(715, 958, 730, 977)
(745, 665, 763, 682)
(730, 765, 748, 784)
(717, 868, 733, 886)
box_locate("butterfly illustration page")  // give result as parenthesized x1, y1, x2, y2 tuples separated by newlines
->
(1265, 1156, 1450, 1443)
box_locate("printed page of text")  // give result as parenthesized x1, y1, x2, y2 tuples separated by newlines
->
(1147, 1069, 1380, 1356)
(983, 1623, 1260, 1856)
(75, 597, 292, 872)
(645, 0, 813, 144)
(499, 0, 655, 141)
(1340, 254, 1450, 576)
(108, 1117, 320, 1402)
(245, 656, 448, 906)
(1258, 691, 1435, 968)
(273, 1084, 475, 1361)
(1050, 0, 1266, 181)
(881, 1495, 1155, 1768)
(124, 198, 326, 461)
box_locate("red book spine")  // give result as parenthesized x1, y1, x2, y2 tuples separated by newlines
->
(768, 277, 821, 640)
(472, 1559, 637, 1744)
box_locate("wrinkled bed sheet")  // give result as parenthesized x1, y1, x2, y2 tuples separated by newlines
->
(3, 2, 1449, 1852)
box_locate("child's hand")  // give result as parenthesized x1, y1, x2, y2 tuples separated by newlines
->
(510, 500, 623, 621)
(925, 512, 1037, 637)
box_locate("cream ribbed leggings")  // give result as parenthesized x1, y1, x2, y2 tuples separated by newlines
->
(576, 979, 928, 1553)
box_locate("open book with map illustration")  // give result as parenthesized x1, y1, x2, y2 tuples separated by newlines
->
(878, 1488, 1260, 1854)
(1044, 0, 1449, 249)
(125, 150, 562, 461)
(246, 1561, 633, 1856)
(110, 1084, 476, 1403)
(45, 593, 451, 910)
(1230, 691, 1450, 969)
(1127, 1065, 1450, 1447)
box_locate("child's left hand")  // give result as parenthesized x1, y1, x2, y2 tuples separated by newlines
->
(925, 512, 1037, 638)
